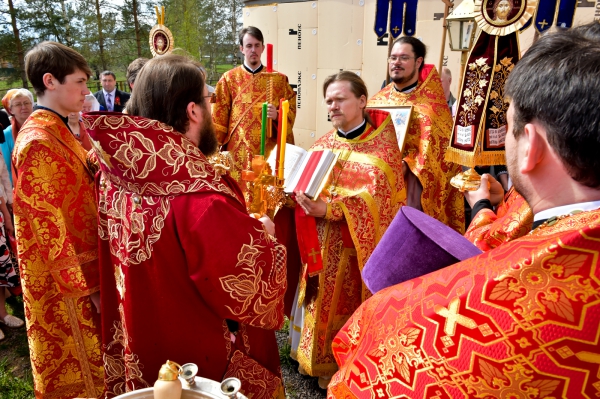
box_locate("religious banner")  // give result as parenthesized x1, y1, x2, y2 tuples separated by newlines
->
(445, 0, 536, 169)
(149, 6, 174, 57)
(534, 0, 578, 32)
(374, 0, 419, 38)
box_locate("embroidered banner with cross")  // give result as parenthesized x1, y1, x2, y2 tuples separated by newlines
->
(374, 0, 419, 39)
(534, 0, 578, 33)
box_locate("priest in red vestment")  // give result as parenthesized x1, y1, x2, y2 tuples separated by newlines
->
(14, 42, 104, 399)
(293, 72, 405, 388)
(368, 37, 464, 233)
(327, 24, 600, 398)
(84, 55, 287, 399)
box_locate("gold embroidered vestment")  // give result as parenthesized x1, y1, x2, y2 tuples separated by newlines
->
(297, 110, 406, 377)
(368, 65, 465, 233)
(328, 208, 600, 399)
(14, 109, 103, 399)
(212, 66, 296, 197)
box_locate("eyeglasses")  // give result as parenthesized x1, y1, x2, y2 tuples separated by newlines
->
(204, 93, 216, 103)
(388, 55, 416, 63)
(11, 101, 32, 109)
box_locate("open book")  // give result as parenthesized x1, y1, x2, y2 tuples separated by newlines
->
(268, 144, 338, 199)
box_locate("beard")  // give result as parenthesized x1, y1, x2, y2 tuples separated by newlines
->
(391, 67, 418, 86)
(330, 113, 345, 130)
(198, 108, 219, 156)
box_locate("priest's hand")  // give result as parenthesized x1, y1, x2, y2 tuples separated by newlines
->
(267, 104, 278, 120)
(257, 215, 276, 237)
(296, 191, 327, 218)
(464, 173, 504, 208)
(90, 291, 101, 314)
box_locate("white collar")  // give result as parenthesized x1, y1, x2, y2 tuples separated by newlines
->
(534, 200, 600, 222)
(103, 89, 116, 97)
(243, 62, 263, 73)
(338, 119, 366, 136)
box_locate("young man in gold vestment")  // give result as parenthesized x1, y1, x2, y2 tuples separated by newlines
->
(369, 37, 464, 233)
(212, 26, 296, 198)
(293, 71, 406, 389)
(14, 42, 103, 399)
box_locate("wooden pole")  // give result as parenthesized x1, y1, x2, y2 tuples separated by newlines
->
(457, 51, 468, 92)
(439, 0, 454, 73)
(386, 33, 394, 85)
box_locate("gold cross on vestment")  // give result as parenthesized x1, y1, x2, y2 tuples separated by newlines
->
(538, 19, 549, 29)
(392, 26, 400, 34)
(308, 248, 320, 263)
(434, 297, 477, 336)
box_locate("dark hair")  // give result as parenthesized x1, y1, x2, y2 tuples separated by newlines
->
(126, 58, 149, 87)
(25, 41, 92, 96)
(239, 26, 264, 46)
(505, 22, 600, 188)
(100, 71, 116, 80)
(572, 20, 600, 40)
(126, 54, 205, 134)
(393, 37, 427, 72)
(323, 71, 373, 126)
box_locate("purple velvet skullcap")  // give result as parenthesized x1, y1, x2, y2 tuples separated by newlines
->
(362, 206, 482, 294)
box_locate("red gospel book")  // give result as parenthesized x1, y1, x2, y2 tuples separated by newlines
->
(269, 144, 338, 199)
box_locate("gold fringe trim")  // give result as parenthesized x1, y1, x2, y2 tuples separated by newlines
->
(445, 147, 506, 168)
(473, 151, 507, 167)
(444, 147, 477, 168)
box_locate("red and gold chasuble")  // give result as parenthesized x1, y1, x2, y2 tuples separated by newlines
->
(329, 208, 600, 399)
(297, 110, 406, 377)
(368, 65, 465, 234)
(83, 113, 287, 399)
(465, 187, 533, 251)
(14, 109, 103, 399)
(212, 66, 296, 198)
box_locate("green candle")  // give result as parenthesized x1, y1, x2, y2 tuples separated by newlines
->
(261, 102, 267, 156)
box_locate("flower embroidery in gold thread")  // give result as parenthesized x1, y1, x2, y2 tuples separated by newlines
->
(487, 57, 514, 129)
(103, 304, 149, 396)
(219, 228, 287, 329)
(458, 57, 490, 127)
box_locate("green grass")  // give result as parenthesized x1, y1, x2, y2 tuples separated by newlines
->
(0, 357, 34, 399)
(278, 317, 295, 368)
(0, 295, 33, 399)
(215, 64, 235, 74)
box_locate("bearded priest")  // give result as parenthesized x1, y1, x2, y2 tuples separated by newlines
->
(369, 37, 464, 233)
(84, 55, 287, 399)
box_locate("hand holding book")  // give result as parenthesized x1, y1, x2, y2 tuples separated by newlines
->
(295, 191, 327, 218)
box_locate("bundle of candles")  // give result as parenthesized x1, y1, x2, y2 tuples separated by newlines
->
(259, 98, 289, 179)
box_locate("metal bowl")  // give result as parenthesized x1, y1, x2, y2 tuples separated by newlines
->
(114, 376, 246, 399)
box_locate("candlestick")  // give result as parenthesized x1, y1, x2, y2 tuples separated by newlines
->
(266, 44, 273, 72)
(261, 102, 267, 156)
(275, 98, 284, 177)
(278, 100, 289, 179)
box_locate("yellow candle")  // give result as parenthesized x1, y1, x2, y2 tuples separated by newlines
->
(278, 100, 289, 179)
